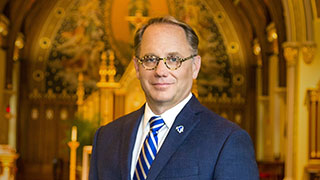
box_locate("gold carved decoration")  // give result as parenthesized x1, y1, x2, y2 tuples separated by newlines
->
(228, 42, 239, 54)
(301, 41, 317, 64)
(199, 92, 245, 104)
(267, 22, 278, 54)
(283, 41, 317, 66)
(214, 11, 225, 23)
(44, 89, 57, 99)
(39, 37, 51, 49)
(0, 145, 19, 180)
(32, 70, 45, 82)
(29, 89, 42, 99)
(0, 14, 9, 47)
(253, 39, 262, 67)
(59, 89, 72, 99)
(29, 88, 75, 100)
(306, 80, 320, 160)
(125, 11, 149, 32)
(45, 109, 54, 120)
(54, 7, 65, 18)
(267, 23, 278, 42)
(282, 42, 299, 67)
(233, 74, 245, 86)
(13, 32, 24, 61)
(31, 108, 39, 120)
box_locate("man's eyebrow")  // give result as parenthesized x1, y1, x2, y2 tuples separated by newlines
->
(141, 52, 183, 57)
(167, 52, 182, 56)
(142, 53, 157, 57)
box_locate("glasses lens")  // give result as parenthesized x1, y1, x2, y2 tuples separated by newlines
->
(166, 56, 181, 69)
(142, 56, 158, 69)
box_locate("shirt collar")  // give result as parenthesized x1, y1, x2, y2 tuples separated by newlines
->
(143, 93, 192, 130)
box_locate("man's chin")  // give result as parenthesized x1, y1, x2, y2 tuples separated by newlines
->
(149, 95, 172, 104)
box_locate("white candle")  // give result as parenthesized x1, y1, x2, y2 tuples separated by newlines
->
(71, 126, 77, 141)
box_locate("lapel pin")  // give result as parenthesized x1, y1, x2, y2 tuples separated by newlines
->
(176, 125, 184, 134)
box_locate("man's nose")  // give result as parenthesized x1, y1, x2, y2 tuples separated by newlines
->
(155, 60, 168, 76)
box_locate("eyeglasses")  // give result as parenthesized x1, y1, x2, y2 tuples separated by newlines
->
(136, 54, 197, 70)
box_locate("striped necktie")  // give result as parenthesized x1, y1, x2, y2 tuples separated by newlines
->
(133, 116, 165, 180)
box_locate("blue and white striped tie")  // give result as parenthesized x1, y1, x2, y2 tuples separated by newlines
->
(133, 116, 165, 180)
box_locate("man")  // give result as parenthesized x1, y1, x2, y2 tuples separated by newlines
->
(89, 16, 259, 180)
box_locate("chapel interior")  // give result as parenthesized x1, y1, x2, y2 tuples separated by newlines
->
(0, 0, 320, 179)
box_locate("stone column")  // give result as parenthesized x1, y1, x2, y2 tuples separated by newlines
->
(282, 42, 299, 180)
(0, 14, 9, 144)
(7, 33, 23, 149)
(0, 47, 6, 144)
(269, 54, 281, 159)
(267, 23, 283, 160)
(253, 39, 265, 160)
(81, 145, 92, 180)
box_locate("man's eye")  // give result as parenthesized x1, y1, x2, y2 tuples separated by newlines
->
(168, 56, 180, 62)
(144, 57, 157, 62)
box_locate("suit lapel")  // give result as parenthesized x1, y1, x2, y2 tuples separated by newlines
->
(146, 96, 203, 180)
(120, 105, 145, 180)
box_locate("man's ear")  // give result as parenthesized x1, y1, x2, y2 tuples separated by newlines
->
(133, 57, 140, 79)
(192, 55, 201, 79)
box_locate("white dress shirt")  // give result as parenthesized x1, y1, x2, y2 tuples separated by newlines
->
(130, 93, 192, 179)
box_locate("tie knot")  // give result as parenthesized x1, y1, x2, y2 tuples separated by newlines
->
(149, 116, 165, 133)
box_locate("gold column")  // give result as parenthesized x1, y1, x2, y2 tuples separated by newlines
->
(282, 41, 299, 180)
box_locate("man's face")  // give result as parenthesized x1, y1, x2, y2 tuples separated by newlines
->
(134, 23, 201, 113)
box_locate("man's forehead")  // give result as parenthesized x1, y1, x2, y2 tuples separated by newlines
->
(143, 23, 185, 35)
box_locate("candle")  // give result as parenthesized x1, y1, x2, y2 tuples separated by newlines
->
(71, 126, 77, 141)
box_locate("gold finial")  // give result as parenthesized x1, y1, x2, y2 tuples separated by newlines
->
(107, 50, 116, 83)
(97, 50, 120, 88)
(98, 51, 108, 84)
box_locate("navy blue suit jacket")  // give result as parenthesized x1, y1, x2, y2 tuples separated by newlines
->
(89, 96, 259, 179)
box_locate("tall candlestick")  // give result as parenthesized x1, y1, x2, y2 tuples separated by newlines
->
(71, 126, 77, 141)
(68, 141, 79, 180)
